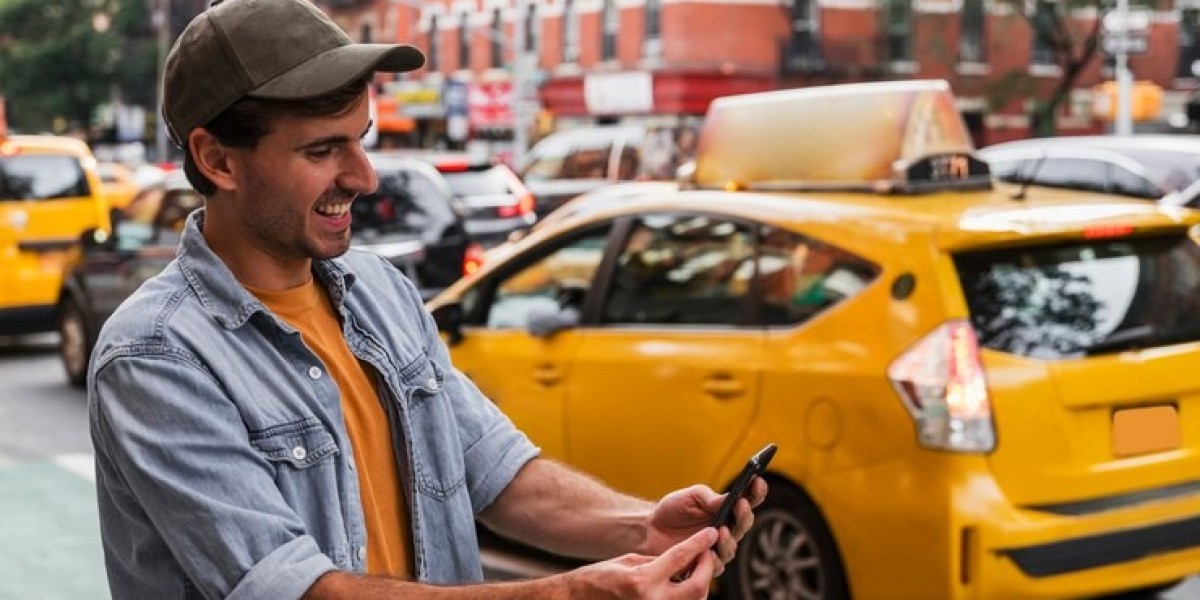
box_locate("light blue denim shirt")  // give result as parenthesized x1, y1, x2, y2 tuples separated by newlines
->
(89, 209, 539, 600)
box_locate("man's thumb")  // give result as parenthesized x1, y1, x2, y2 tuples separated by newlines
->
(654, 528, 718, 574)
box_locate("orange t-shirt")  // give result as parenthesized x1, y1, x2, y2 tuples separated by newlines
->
(247, 279, 411, 578)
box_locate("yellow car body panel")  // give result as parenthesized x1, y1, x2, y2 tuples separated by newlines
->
(0, 135, 109, 333)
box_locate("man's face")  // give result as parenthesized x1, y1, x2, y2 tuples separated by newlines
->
(225, 91, 377, 265)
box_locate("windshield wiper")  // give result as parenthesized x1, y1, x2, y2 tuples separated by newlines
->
(1085, 324, 1156, 356)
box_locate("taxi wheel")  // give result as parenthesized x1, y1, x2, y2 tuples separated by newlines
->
(58, 298, 91, 388)
(718, 482, 849, 600)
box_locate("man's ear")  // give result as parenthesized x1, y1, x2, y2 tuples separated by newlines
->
(188, 128, 238, 192)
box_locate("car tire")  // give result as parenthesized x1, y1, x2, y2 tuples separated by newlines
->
(58, 297, 91, 388)
(717, 480, 850, 600)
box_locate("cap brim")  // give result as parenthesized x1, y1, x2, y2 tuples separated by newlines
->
(249, 44, 425, 100)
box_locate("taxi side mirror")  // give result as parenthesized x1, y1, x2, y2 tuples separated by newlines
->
(431, 302, 464, 346)
(526, 306, 580, 338)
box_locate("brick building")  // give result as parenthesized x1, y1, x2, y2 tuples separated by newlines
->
(316, 0, 1196, 148)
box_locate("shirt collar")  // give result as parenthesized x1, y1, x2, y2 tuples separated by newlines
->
(177, 208, 358, 329)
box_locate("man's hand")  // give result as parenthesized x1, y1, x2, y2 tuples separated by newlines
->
(565, 528, 719, 599)
(641, 478, 768, 573)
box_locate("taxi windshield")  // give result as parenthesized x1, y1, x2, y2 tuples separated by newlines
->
(0, 154, 91, 201)
(955, 232, 1200, 359)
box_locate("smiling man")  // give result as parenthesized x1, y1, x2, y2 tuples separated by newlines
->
(87, 1, 764, 599)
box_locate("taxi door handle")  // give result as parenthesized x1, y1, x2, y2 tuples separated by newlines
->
(703, 375, 744, 399)
(533, 364, 562, 386)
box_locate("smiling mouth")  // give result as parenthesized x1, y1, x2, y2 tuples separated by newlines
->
(314, 202, 352, 217)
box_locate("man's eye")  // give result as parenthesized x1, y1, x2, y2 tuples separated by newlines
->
(308, 147, 334, 159)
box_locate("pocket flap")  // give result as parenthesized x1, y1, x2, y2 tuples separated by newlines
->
(400, 354, 445, 397)
(250, 419, 339, 469)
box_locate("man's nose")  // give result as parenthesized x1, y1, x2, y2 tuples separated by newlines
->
(340, 142, 378, 194)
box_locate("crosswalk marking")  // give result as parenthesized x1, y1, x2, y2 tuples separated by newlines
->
(52, 453, 95, 483)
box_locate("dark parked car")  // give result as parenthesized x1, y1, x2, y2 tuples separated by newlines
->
(399, 152, 538, 247)
(57, 175, 203, 385)
(57, 158, 477, 385)
(356, 155, 481, 296)
(979, 135, 1200, 206)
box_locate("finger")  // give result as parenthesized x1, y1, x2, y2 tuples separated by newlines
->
(652, 527, 718, 578)
(749, 477, 769, 508)
(715, 527, 737, 564)
(731, 497, 754, 540)
(711, 550, 725, 578)
(672, 547, 717, 598)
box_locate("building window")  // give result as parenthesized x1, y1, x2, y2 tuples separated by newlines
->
(884, 0, 913, 62)
(491, 8, 504, 68)
(1030, 0, 1057, 66)
(428, 15, 440, 72)
(459, 11, 471, 70)
(645, 0, 662, 57)
(563, 0, 580, 63)
(959, 0, 985, 63)
(1179, 7, 1200, 78)
(524, 3, 540, 54)
(601, 0, 619, 61)
(787, 0, 820, 62)
(360, 22, 372, 43)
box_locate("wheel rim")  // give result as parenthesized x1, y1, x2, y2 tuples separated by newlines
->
(60, 307, 86, 377)
(737, 508, 825, 600)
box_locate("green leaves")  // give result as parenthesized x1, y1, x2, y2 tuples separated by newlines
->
(0, 0, 156, 133)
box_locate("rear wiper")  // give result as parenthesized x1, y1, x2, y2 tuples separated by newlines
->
(1011, 154, 1049, 201)
(1085, 324, 1156, 356)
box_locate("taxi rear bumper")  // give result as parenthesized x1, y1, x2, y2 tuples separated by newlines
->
(0, 303, 57, 335)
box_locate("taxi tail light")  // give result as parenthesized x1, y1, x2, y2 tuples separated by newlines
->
(463, 242, 484, 276)
(888, 320, 995, 453)
(496, 192, 535, 218)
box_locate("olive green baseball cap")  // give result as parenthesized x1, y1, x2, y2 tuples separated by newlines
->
(163, 0, 425, 146)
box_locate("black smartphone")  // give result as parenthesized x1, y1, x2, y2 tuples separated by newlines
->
(712, 443, 776, 529)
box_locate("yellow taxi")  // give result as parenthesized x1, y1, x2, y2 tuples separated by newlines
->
(96, 161, 139, 210)
(428, 80, 1200, 599)
(0, 134, 109, 335)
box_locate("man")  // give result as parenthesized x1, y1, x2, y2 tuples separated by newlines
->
(89, 1, 766, 599)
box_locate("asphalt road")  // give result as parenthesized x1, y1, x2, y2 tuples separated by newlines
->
(0, 334, 107, 600)
(1, 333, 1197, 600)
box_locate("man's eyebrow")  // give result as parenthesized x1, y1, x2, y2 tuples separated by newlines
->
(294, 121, 374, 151)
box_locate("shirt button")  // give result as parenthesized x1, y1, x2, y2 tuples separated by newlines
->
(347, 460, 355, 471)
(308, 366, 322, 380)
(356, 545, 366, 561)
(291, 446, 307, 461)
(427, 378, 439, 390)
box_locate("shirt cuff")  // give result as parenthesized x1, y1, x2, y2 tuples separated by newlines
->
(466, 423, 541, 514)
(226, 535, 337, 600)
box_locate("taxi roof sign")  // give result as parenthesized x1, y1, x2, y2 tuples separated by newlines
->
(692, 79, 991, 194)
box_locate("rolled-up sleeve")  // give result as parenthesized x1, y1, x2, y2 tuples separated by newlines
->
(91, 347, 336, 600)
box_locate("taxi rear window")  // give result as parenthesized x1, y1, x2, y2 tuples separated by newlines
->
(0, 155, 91, 201)
(955, 232, 1200, 359)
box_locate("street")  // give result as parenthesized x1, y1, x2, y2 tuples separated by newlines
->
(1, 333, 1198, 600)
(0, 335, 108, 600)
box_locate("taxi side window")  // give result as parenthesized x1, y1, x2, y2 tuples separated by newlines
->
(602, 214, 754, 326)
(757, 227, 878, 326)
(477, 225, 612, 329)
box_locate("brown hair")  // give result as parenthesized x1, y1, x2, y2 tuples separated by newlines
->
(183, 77, 371, 195)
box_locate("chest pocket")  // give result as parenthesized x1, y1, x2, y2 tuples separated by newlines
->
(400, 354, 466, 500)
(249, 418, 340, 469)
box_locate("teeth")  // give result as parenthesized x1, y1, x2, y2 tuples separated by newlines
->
(315, 202, 351, 216)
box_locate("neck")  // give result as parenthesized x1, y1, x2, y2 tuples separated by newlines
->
(202, 204, 313, 291)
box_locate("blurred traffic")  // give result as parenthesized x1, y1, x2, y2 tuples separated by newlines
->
(6, 0, 1200, 598)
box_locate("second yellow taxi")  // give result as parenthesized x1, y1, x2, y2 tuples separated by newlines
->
(429, 80, 1200, 600)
